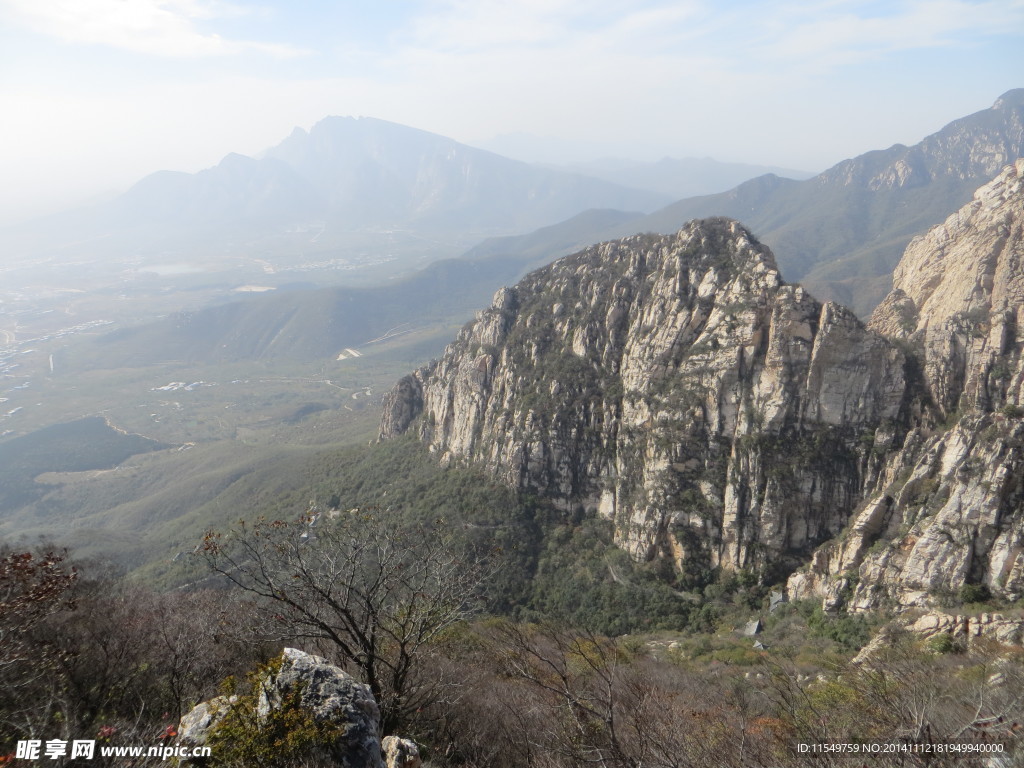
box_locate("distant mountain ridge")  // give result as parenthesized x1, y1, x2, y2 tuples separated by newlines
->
(474, 90, 1024, 317)
(104, 118, 670, 238)
(547, 156, 815, 200)
(253, 116, 670, 232)
(108, 153, 321, 230)
(628, 89, 1024, 314)
(461, 208, 645, 265)
(0, 117, 671, 271)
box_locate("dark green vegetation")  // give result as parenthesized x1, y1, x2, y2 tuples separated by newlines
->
(98, 430, 693, 632)
(0, 417, 167, 509)
(280, 436, 701, 633)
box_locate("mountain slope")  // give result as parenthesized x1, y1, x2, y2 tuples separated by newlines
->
(261, 117, 668, 232)
(0, 417, 169, 511)
(61, 209, 644, 371)
(65, 250, 536, 369)
(108, 153, 324, 232)
(94, 118, 667, 240)
(461, 208, 645, 266)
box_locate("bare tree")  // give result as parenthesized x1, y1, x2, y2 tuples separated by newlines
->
(0, 548, 77, 745)
(756, 634, 1024, 768)
(200, 509, 491, 733)
(482, 622, 784, 768)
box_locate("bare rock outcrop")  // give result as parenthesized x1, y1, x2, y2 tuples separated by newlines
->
(907, 611, 1024, 647)
(383, 162, 1024, 611)
(791, 160, 1024, 610)
(381, 218, 907, 578)
(382, 736, 422, 768)
(177, 648, 385, 768)
(176, 695, 236, 753)
(852, 611, 1024, 668)
(870, 157, 1024, 416)
(258, 648, 383, 767)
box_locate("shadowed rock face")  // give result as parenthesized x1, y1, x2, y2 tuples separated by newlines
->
(381, 217, 907, 581)
(790, 160, 1024, 611)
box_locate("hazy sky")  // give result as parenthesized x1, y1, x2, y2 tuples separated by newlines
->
(1, 0, 1022, 224)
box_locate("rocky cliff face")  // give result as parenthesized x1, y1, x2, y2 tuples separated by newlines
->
(381, 218, 907, 579)
(382, 161, 1024, 610)
(789, 159, 1024, 611)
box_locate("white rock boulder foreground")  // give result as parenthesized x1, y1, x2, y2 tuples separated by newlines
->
(382, 735, 422, 768)
(177, 648, 420, 768)
(257, 648, 383, 767)
(177, 695, 236, 751)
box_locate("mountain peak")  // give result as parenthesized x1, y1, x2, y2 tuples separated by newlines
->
(994, 88, 1024, 109)
(85, 115, 670, 241)
(217, 152, 256, 169)
(625, 89, 1024, 316)
(671, 216, 780, 278)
